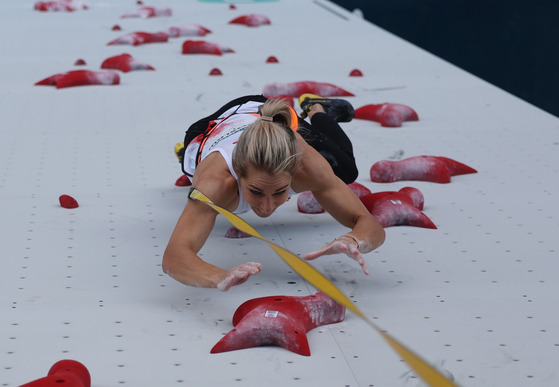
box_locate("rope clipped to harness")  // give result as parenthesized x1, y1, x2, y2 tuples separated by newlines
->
(188, 187, 458, 387)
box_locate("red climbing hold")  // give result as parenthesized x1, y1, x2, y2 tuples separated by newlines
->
(20, 359, 91, 387)
(349, 69, 363, 77)
(211, 292, 345, 356)
(370, 156, 477, 184)
(266, 55, 279, 63)
(74, 59, 86, 66)
(101, 53, 154, 73)
(263, 81, 354, 98)
(36, 70, 120, 89)
(229, 14, 271, 27)
(167, 24, 212, 38)
(107, 32, 168, 46)
(121, 6, 172, 18)
(355, 103, 418, 127)
(209, 68, 223, 76)
(175, 175, 191, 187)
(111, 24, 121, 31)
(225, 226, 251, 238)
(59, 195, 79, 209)
(182, 40, 233, 55)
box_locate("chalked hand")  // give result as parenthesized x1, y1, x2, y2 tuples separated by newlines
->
(303, 235, 368, 275)
(217, 262, 262, 291)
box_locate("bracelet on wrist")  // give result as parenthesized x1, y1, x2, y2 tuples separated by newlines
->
(339, 234, 359, 250)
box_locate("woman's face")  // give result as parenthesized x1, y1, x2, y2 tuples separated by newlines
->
(239, 167, 292, 218)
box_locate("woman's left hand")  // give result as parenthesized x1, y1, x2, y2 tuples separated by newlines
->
(303, 235, 369, 275)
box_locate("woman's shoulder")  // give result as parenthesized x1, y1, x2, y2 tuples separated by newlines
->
(192, 152, 239, 209)
(291, 134, 338, 193)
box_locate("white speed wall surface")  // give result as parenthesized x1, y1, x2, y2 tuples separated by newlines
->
(1, 1, 558, 386)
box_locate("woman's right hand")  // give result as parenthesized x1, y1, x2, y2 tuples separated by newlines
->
(216, 262, 262, 291)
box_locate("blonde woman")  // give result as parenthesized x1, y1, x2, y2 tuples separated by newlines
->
(163, 95, 385, 291)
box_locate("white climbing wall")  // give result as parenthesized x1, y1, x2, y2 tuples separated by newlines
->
(1, 0, 558, 386)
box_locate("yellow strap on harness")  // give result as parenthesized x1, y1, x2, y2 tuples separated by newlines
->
(189, 187, 458, 387)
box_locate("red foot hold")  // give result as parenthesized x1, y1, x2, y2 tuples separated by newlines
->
(266, 55, 279, 63)
(59, 195, 79, 209)
(225, 226, 251, 238)
(107, 31, 168, 46)
(101, 53, 154, 73)
(121, 6, 172, 18)
(229, 4, 237, 10)
(74, 59, 86, 66)
(111, 24, 121, 31)
(35, 70, 120, 89)
(349, 69, 363, 77)
(211, 291, 345, 356)
(360, 188, 433, 228)
(355, 103, 418, 127)
(20, 359, 90, 387)
(229, 14, 271, 27)
(175, 175, 191, 187)
(370, 156, 477, 184)
(167, 24, 212, 38)
(209, 68, 223, 76)
(182, 40, 233, 55)
(263, 81, 354, 98)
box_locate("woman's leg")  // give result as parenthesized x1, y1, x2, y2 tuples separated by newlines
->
(300, 105, 358, 184)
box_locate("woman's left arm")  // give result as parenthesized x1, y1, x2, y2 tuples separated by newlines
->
(293, 138, 385, 274)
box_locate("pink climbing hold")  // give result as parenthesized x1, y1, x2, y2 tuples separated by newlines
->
(107, 31, 169, 46)
(370, 156, 477, 184)
(263, 81, 354, 98)
(101, 53, 154, 73)
(229, 14, 271, 27)
(182, 40, 233, 55)
(175, 175, 191, 187)
(359, 187, 434, 228)
(360, 187, 424, 212)
(34, 0, 88, 12)
(266, 55, 279, 63)
(347, 182, 371, 198)
(35, 70, 120, 89)
(211, 291, 345, 356)
(74, 59, 86, 66)
(298, 182, 371, 214)
(225, 226, 251, 239)
(167, 24, 212, 38)
(349, 69, 363, 77)
(369, 194, 436, 229)
(209, 68, 223, 76)
(355, 103, 419, 127)
(59, 195, 79, 209)
(297, 191, 325, 214)
(121, 6, 172, 18)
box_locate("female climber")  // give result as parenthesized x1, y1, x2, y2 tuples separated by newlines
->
(163, 94, 385, 291)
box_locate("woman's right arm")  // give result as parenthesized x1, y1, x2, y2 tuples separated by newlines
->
(162, 197, 261, 290)
(162, 158, 262, 290)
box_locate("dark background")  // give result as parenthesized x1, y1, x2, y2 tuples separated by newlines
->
(332, 0, 559, 117)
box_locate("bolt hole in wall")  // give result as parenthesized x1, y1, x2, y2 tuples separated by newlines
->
(332, 0, 559, 117)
